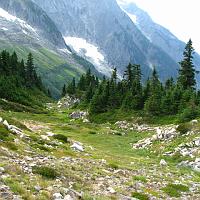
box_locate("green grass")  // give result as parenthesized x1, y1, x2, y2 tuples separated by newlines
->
(162, 183, 189, 197)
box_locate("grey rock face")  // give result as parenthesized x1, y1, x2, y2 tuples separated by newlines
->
(118, 0, 200, 82)
(32, 0, 179, 81)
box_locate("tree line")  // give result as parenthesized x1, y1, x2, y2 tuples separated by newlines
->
(63, 39, 200, 121)
(0, 50, 47, 106)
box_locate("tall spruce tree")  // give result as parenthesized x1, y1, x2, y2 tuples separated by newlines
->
(178, 39, 196, 90)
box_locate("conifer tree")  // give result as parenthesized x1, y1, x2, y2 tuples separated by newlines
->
(178, 39, 196, 90)
(62, 84, 67, 97)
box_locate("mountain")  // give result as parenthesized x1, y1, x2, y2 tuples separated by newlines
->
(0, 0, 100, 98)
(117, 0, 200, 82)
(32, 0, 180, 81)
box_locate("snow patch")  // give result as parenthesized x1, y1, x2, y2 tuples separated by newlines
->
(0, 8, 37, 34)
(1, 27, 8, 31)
(64, 36, 112, 76)
(59, 48, 72, 55)
(120, 7, 138, 24)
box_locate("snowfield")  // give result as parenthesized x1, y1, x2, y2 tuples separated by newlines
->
(64, 36, 113, 76)
(0, 8, 37, 34)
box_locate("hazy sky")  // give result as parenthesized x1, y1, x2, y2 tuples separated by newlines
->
(124, 0, 200, 53)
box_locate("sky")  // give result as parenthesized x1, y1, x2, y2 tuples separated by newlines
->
(123, 0, 200, 53)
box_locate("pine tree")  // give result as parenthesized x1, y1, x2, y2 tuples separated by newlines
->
(178, 39, 196, 90)
(62, 84, 67, 97)
(67, 78, 76, 95)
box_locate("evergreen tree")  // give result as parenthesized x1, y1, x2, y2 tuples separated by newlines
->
(62, 84, 67, 97)
(67, 78, 76, 95)
(178, 39, 196, 90)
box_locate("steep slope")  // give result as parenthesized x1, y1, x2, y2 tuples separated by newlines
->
(117, 0, 200, 80)
(0, 0, 99, 98)
(32, 0, 179, 81)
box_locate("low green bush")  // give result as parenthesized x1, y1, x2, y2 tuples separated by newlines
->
(53, 134, 68, 143)
(133, 175, 147, 183)
(132, 192, 149, 200)
(32, 166, 58, 179)
(0, 124, 10, 141)
(88, 131, 97, 135)
(162, 183, 189, 197)
(108, 162, 119, 170)
(176, 123, 190, 135)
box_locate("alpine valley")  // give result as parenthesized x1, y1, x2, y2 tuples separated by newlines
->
(0, 0, 200, 200)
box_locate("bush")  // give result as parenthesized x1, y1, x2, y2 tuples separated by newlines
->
(133, 175, 147, 183)
(162, 184, 189, 197)
(0, 124, 10, 141)
(179, 107, 198, 123)
(5, 142, 18, 151)
(132, 192, 149, 200)
(53, 134, 68, 143)
(32, 166, 58, 179)
(176, 123, 190, 135)
(88, 131, 97, 135)
(108, 162, 119, 170)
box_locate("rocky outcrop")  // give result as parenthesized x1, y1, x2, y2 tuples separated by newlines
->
(69, 111, 88, 120)
(132, 125, 179, 149)
(57, 96, 80, 109)
(0, 117, 24, 138)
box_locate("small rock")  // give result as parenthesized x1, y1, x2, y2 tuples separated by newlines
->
(160, 159, 167, 166)
(53, 193, 63, 200)
(64, 195, 74, 200)
(0, 167, 5, 173)
(108, 187, 116, 194)
(41, 135, 50, 141)
(83, 119, 89, 123)
(71, 142, 84, 152)
(34, 186, 41, 192)
(3, 120, 10, 129)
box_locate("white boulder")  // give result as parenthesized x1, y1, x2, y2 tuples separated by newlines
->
(160, 159, 167, 166)
(71, 142, 84, 152)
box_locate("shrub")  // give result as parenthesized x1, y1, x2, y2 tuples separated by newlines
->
(108, 162, 119, 170)
(176, 123, 190, 135)
(132, 192, 149, 200)
(5, 142, 18, 151)
(32, 166, 58, 179)
(133, 175, 147, 183)
(179, 107, 198, 123)
(162, 183, 189, 197)
(88, 131, 97, 135)
(53, 134, 68, 143)
(0, 124, 10, 141)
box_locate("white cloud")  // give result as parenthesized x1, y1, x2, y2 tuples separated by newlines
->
(121, 0, 200, 54)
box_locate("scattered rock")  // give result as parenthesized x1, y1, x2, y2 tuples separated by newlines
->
(160, 159, 167, 166)
(69, 111, 88, 119)
(34, 185, 41, 192)
(53, 193, 63, 200)
(83, 119, 90, 123)
(41, 135, 50, 141)
(133, 125, 179, 149)
(57, 95, 80, 109)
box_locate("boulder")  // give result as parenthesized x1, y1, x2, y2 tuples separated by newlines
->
(53, 193, 63, 200)
(0, 117, 3, 123)
(69, 111, 87, 119)
(3, 120, 10, 129)
(71, 142, 84, 152)
(41, 135, 50, 141)
(64, 195, 74, 200)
